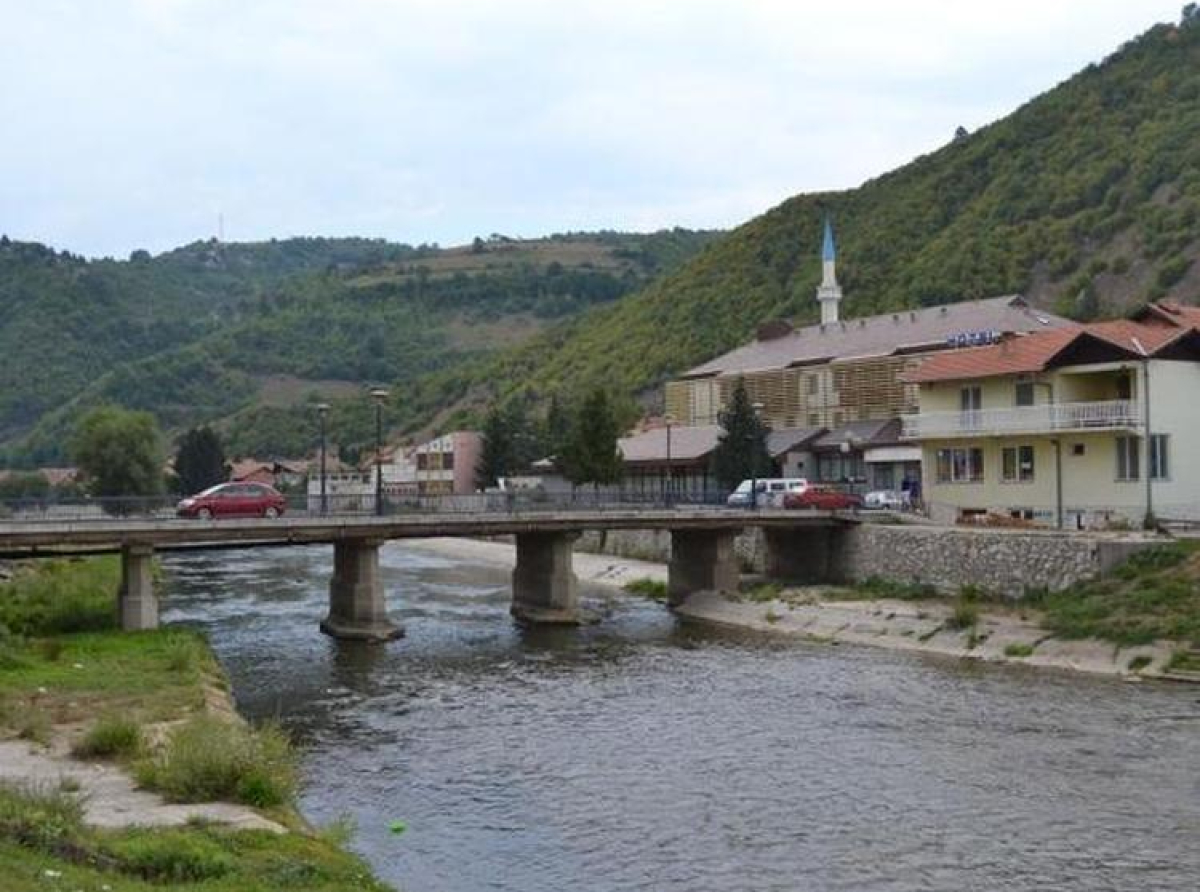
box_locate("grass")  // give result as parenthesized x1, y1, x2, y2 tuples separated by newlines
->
(72, 714, 144, 761)
(945, 585, 982, 632)
(622, 577, 667, 601)
(1004, 642, 1036, 658)
(0, 557, 120, 636)
(1037, 541, 1200, 647)
(136, 716, 297, 809)
(0, 784, 390, 891)
(1126, 654, 1153, 672)
(0, 558, 393, 891)
(741, 582, 782, 603)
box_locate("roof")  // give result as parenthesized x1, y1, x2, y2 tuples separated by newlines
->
(1133, 301, 1200, 329)
(812, 418, 902, 452)
(902, 317, 1194, 384)
(618, 425, 721, 464)
(680, 295, 1072, 379)
(767, 427, 825, 456)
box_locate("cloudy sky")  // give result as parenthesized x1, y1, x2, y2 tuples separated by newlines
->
(0, 1, 1185, 257)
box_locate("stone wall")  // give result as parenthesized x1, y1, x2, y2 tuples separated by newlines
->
(575, 523, 1162, 598)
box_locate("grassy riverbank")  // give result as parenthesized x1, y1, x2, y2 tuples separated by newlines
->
(0, 558, 393, 891)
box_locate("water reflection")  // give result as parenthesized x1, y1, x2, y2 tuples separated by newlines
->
(162, 543, 1200, 892)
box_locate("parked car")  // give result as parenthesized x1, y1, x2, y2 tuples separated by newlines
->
(863, 489, 906, 510)
(726, 478, 810, 508)
(782, 486, 862, 511)
(176, 482, 287, 519)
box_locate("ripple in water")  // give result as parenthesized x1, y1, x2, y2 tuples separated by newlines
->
(162, 544, 1200, 892)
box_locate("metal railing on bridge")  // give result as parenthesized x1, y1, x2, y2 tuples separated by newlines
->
(0, 489, 756, 524)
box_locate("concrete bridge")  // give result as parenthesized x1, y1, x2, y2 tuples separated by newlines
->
(0, 509, 856, 641)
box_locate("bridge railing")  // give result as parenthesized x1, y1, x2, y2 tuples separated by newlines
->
(0, 489, 757, 524)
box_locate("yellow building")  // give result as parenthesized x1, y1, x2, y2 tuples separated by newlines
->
(902, 305, 1200, 527)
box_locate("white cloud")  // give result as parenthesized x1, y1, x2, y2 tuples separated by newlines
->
(0, 0, 1185, 256)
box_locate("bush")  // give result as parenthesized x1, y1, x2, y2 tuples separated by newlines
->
(138, 716, 297, 809)
(105, 830, 234, 882)
(0, 782, 83, 850)
(72, 714, 143, 761)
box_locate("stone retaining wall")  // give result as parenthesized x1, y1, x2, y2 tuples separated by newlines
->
(576, 523, 1161, 598)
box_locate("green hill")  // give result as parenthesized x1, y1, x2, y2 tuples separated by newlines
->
(0, 230, 718, 464)
(398, 14, 1200, 433)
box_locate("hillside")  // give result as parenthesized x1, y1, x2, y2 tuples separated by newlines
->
(0, 230, 718, 464)
(382, 14, 1200, 434)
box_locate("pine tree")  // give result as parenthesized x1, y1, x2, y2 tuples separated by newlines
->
(560, 388, 624, 489)
(173, 426, 229, 495)
(475, 407, 511, 490)
(711, 378, 773, 491)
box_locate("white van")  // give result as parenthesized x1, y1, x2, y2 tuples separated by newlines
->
(727, 477, 810, 508)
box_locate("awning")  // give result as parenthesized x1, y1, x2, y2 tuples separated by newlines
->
(864, 445, 921, 464)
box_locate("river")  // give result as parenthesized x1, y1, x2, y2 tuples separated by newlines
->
(162, 543, 1200, 892)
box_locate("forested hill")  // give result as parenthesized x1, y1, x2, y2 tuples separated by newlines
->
(386, 13, 1200, 435)
(0, 230, 719, 464)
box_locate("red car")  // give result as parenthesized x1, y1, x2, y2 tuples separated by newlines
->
(782, 486, 862, 511)
(176, 482, 287, 519)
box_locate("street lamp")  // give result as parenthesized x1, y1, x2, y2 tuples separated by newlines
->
(369, 387, 389, 516)
(316, 403, 330, 516)
(663, 413, 675, 505)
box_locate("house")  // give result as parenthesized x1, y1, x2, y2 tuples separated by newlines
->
(901, 306, 1200, 527)
(414, 431, 483, 495)
(805, 418, 919, 492)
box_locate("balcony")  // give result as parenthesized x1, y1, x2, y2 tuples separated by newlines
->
(902, 400, 1141, 439)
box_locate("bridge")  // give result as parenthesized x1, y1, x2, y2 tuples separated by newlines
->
(0, 507, 856, 641)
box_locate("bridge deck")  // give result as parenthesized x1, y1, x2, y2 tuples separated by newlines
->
(0, 509, 852, 555)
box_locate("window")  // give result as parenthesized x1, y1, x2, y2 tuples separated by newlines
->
(1071, 443, 1086, 457)
(960, 386, 982, 412)
(1150, 434, 1169, 480)
(935, 447, 984, 483)
(1115, 373, 1133, 401)
(1115, 436, 1140, 481)
(1015, 382, 1035, 407)
(806, 374, 818, 396)
(1002, 445, 1035, 482)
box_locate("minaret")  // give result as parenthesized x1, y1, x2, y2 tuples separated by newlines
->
(816, 216, 842, 325)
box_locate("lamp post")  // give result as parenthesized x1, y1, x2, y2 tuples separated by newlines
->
(663, 413, 675, 506)
(316, 403, 330, 516)
(369, 387, 389, 516)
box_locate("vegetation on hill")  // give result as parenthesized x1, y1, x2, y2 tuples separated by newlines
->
(0, 230, 717, 464)
(382, 13, 1200, 431)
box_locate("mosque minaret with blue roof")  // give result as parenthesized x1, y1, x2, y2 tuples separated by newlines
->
(816, 216, 843, 325)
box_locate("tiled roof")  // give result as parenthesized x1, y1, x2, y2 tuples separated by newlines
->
(1136, 301, 1200, 329)
(680, 295, 1072, 378)
(767, 427, 825, 456)
(902, 317, 1189, 384)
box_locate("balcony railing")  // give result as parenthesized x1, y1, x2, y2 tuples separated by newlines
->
(902, 399, 1141, 439)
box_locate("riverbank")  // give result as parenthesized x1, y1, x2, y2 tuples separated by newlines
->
(404, 537, 1198, 682)
(0, 558, 393, 891)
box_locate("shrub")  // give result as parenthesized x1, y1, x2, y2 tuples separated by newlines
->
(72, 714, 143, 761)
(1126, 654, 1153, 672)
(138, 716, 297, 809)
(0, 558, 118, 636)
(0, 782, 83, 850)
(105, 830, 233, 882)
(622, 578, 667, 601)
(1004, 642, 1035, 658)
(947, 599, 980, 631)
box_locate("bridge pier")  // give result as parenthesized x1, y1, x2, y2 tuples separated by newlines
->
(668, 528, 741, 607)
(119, 544, 158, 631)
(763, 527, 846, 584)
(320, 539, 403, 642)
(511, 531, 581, 624)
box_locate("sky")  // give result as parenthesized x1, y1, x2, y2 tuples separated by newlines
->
(0, 0, 1187, 258)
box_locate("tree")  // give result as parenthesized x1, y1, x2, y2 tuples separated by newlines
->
(476, 407, 511, 490)
(173, 426, 229, 495)
(70, 406, 165, 507)
(559, 388, 624, 489)
(543, 394, 571, 459)
(711, 378, 773, 491)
